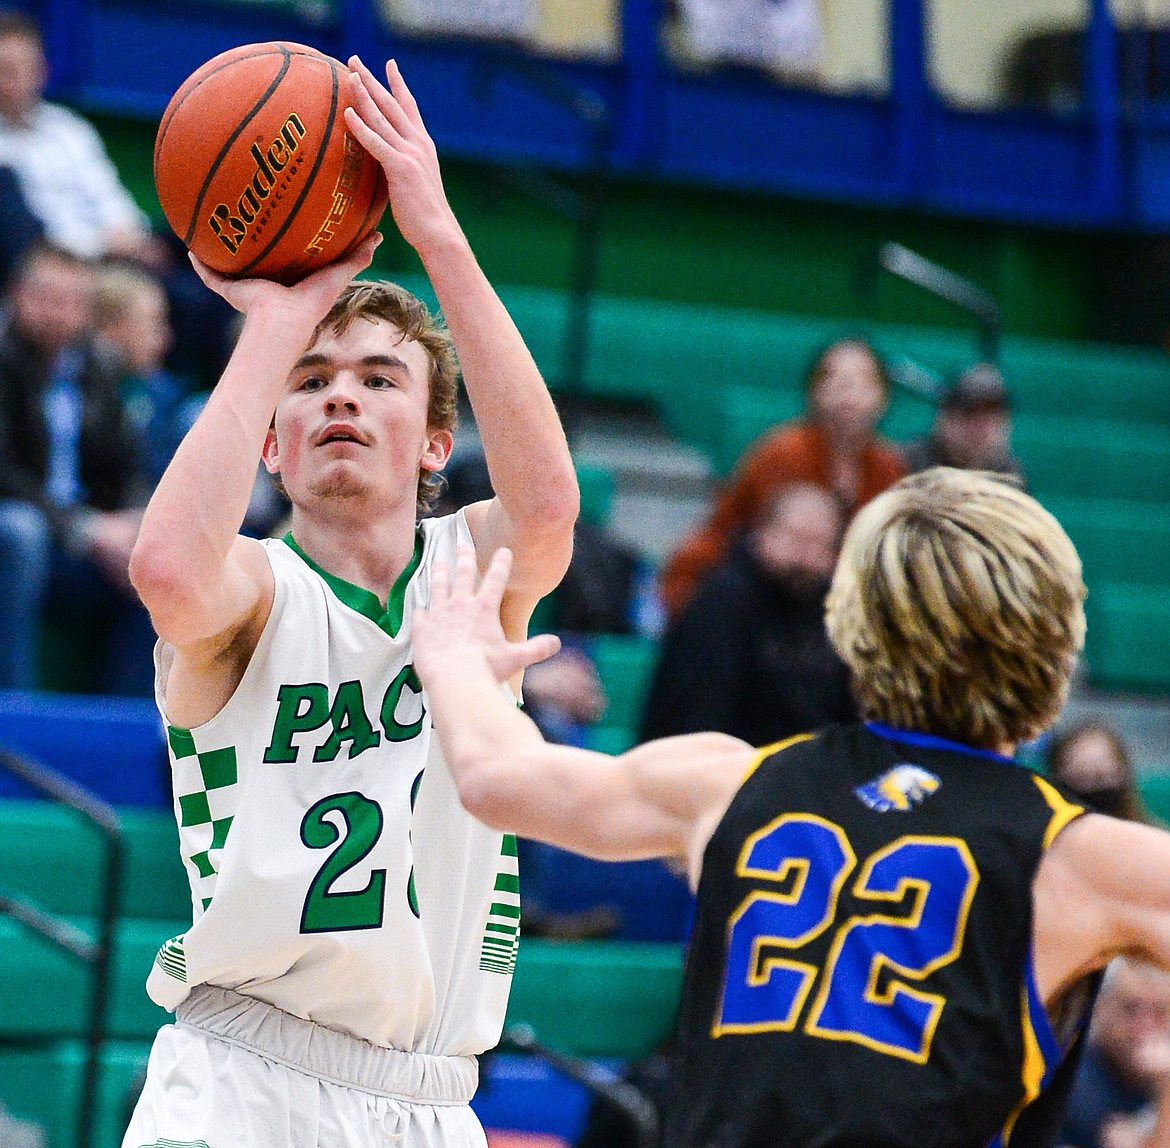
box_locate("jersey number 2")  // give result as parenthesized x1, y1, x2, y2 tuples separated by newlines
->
(715, 814, 979, 1063)
(300, 792, 386, 932)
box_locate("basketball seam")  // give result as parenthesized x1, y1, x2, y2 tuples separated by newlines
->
(176, 48, 297, 246)
(233, 56, 342, 279)
(153, 44, 324, 183)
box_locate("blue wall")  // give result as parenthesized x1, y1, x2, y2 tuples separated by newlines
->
(18, 0, 1170, 231)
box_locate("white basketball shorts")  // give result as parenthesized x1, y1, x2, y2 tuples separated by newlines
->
(121, 986, 489, 1148)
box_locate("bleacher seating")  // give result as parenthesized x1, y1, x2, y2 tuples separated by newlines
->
(0, 792, 684, 1147)
(463, 279, 1170, 697)
(0, 690, 167, 806)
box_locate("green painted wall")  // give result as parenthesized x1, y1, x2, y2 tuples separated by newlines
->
(96, 111, 1112, 343)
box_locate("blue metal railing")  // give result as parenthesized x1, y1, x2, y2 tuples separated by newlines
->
(20, 0, 1170, 229)
(0, 747, 124, 1148)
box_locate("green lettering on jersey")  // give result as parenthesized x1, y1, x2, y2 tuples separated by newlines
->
(313, 679, 381, 762)
(263, 682, 330, 763)
(379, 665, 425, 742)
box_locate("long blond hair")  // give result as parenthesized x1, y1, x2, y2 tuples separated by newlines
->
(825, 468, 1086, 749)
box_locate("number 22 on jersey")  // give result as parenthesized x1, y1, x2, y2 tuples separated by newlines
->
(714, 813, 980, 1063)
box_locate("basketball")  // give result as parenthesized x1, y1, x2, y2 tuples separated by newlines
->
(153, 42, 388, 285)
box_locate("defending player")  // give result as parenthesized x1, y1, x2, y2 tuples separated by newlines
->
(413, 467, 1170, 1148)
(122, 57, 577, 1148)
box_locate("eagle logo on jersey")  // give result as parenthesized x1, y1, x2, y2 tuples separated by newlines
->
(855, 764, 941, 812)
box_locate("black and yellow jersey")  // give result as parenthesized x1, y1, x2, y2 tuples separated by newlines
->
(664, 722, 1093, 1148)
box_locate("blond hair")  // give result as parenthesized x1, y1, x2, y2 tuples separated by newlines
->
(825, 468, 1086, 749)
(310, 280, 459, 514)
(92, 263, 163, 330)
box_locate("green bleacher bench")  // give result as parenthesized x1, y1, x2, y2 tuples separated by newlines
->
(506, 939, 683, 1060)
(0, 929, 683, 1148)
(0, 1039, 151, 1148)
(1083, 582, 1170, 692)
(0, 800, 190, 921)
(1000, 340, 1170, 425)
(588, 633, 661, 734)
(1140, 774, 1170, 824)
(1014, 416, 1170, 503)
(0, 915, 179, 1040)
(1043, 495, 1170, 589)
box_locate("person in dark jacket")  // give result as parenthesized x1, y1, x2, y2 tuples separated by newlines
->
(0, 242, 152, 691)
(639, 481, 854, 746)
(901, 362, 1027, 485)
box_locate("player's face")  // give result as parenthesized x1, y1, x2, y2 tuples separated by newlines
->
(266, 318, 451, 507)
(809, 343, 886, 440)
(0, 34, 46, 122)
(103, 284, 172, 374)
(13, 254, 94, 353)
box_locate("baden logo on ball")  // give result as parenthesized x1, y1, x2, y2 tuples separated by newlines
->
(154, 42, 388, 285)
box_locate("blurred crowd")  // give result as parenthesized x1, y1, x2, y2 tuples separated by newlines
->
(2, 7, 1169, 1148)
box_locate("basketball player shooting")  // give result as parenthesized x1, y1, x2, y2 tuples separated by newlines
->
(413, 468, 1170, 1148)
(122, 57, 578, 1148)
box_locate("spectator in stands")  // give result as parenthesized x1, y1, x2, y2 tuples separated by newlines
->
(0, 9, 160, 264)
(437, 444, 645, 636)
(0, 163, 41, 288)
(660, 335, 905, 619)
(641, 480, 854, 746)
(901, 362, 1027, 485)
(1047, 719, 1153, 823)
(93, 262, 198, 485)
(1059, 958, 1170, 1148)
(0, 8, 237, 390)
(0, 242, 154, 693)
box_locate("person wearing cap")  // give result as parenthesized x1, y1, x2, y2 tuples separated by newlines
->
(901, 362, 1027, 486)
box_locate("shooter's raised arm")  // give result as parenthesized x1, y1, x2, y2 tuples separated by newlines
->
(345, 58, 579, 632)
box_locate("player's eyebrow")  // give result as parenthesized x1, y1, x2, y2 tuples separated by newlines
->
(293, 352, 412, 373)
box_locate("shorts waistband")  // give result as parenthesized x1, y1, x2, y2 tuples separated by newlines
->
(176, 985, 478, 1105)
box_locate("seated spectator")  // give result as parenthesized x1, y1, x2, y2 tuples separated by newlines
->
(660, 336, 906, 619)
(0, 162, 41, 288)
(522, 644, 607, 749)
(0, 9, 160, 263)
(93, 262, 200, 485)
(640, 481, 855, 745)
(1046, 719, 1153, 823)
(0, 242, 154, 694)
(1060, 959, 1170, 1148)
(437, 444, 644, 635)
(0, 8, 236, 389)
(901, 362, 1027, 484)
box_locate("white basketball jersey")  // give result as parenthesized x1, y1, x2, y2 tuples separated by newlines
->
(146, 511, 520, 1056)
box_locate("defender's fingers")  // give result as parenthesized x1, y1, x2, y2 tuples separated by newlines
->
(430, 557, 452, 604)
(453, 544, 480, 596)
(479, 548, 514, 608)
(522, 632, 562, 666)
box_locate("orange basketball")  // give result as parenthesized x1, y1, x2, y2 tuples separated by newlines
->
(154, 42, 388, 285)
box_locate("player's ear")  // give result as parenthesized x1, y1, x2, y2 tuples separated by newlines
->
(262, 425, 281, 475)
(420, 428, 454, 473)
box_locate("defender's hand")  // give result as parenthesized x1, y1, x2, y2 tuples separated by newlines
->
(415, 546, 561, 687)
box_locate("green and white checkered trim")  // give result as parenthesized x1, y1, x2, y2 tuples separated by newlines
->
(479, 834, 520, 975)
(168, 726, 240, 912)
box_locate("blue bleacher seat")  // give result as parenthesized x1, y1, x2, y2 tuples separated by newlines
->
(0, 690, 167, 807)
